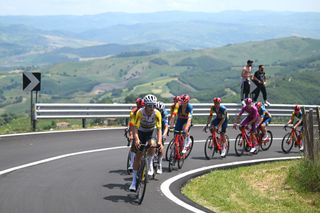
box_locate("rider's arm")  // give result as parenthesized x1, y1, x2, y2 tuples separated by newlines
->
(162, 110, 169, 138)
(134, 110, 142, 145)
(184, 105, 193, 134)
(169, 103, 179, 128)
(128, 110, 136, 140)
(155, 110, 163, 145)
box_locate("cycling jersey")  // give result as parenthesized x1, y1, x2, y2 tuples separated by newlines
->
(209, 105, 229, 120)
(258, 105, 271, 120)
(172, 103, 193, 119)
(135, 108, 162, 132)
(170, 103, 178, 117)
(291, 111, 303, 127)
(239, 105, 259, 120)
(239, 105, 259, 132)
(129, 107, 139, 127)
(173, 103, 193, 132)
(209, 105, 229, 133)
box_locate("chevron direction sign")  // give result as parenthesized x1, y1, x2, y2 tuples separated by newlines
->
(23, 72, 41, 91)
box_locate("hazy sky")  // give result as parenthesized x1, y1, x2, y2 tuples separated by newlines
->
(0, 0, 319, 16)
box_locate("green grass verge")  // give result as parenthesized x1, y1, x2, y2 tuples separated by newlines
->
(182, 160, 320, 213)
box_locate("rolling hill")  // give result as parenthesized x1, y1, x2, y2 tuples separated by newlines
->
(0, 36, 319, 117)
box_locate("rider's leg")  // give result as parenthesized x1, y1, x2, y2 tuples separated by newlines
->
(147, 138, 156, 176)
(157, 143, 164, 174)
(129, 145, 136, 170)
(130, 151, 142, 191)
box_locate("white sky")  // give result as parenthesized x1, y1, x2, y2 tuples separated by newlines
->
(0, 0, 319, 16)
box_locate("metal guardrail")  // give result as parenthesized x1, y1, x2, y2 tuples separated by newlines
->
(35, 103, 319, 119)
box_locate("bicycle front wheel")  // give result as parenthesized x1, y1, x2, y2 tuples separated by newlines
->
(261, 130, 273, 151)
(168, 143, 176, 172)
(165, 138, 174, 161)
(185, 135, 194, 159)
(222, 135, 230, 158)
(204, 136, 215, 160)
(235, 134, 245, 156)
(136, 159, 148, 205)
(281, 132, 294, 153)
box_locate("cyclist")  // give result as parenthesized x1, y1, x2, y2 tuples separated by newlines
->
(127, 98, 145, 171)
(203, 97, 229, 157)
(256, 102, 272, 141)
(169, 94, 193, 154)
(129, 94, 162, 192)
(170, 96, 181, 119)
(233, 98, 260, 153)
(284, 105, 304, 151)
(155, 101, 169, 174)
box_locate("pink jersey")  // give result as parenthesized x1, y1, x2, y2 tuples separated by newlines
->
(239, 105, 259, 120)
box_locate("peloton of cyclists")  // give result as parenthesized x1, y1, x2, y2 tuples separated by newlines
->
(233, 98, 260, 153)
(203, 97, 229, 157)
(129, 94, 163, 192)
(169, 94, 193, 154)
(285, 105, 304, 151)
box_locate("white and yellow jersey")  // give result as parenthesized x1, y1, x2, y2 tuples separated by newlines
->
(135, 108, 162, 132)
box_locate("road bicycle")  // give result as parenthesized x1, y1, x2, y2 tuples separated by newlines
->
(234, 125, 258, 156)
(167, 130, 194, 172)
(281, 126, 303, 153)
(134, 143, 159, 205)
(204, 128, 230, 159)
(256, 126, 273, 151)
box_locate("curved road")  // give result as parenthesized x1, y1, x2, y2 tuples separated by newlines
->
(0, 126, 301, 213)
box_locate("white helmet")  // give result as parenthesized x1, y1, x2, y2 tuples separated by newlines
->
(143, 94, 157, 106)
(155, 101, 165, 111)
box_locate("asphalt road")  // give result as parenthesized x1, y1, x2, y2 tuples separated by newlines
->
(0, 126, 301, 213)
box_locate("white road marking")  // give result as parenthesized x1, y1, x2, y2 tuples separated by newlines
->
(160, 156, 301, 213)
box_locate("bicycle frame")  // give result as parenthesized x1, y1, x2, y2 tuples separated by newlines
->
(173, 131, 185, 161)
(240, 127, 255, 149)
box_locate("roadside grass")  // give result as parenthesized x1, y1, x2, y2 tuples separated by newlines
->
(182, 160, 320, 213)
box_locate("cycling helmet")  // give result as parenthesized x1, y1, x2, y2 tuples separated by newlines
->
(143, 94, 157, 106)
(173, 95, 181, 103)
(245, 98, 253, 105)
(213, 97, 221, 104)
(294, 105, 301, 112)
(155, 101, 165, 111)
(256, 102, 262, 108)
(180, 94, 190, 103)
(136, 98, 145, 108)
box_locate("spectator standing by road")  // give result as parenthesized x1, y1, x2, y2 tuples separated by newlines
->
(240, 60, 253, 105)
(252, 64, 271, 106)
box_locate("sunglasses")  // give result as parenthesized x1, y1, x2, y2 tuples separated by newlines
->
(146, 104, 155, 108)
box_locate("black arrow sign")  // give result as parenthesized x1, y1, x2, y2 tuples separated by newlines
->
(23, 72, 41, 91)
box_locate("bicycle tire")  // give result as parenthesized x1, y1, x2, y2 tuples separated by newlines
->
(165, 138, 174, 161)
(178, 157, 184, 169)
(136, 159, 148, 205)
(222, 135, 230, 158)
(126, 151, 132, 175)
(235, 134, 245, 156)
(168, 143, 176, 172)
(281, 132, 294, 153)
(261, 130, 273, 151)
(185, 135, 194, 159)
(204, 136, 215, 160)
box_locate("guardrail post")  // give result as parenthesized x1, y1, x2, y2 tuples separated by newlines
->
(308, 109, 314, 162)
(82, 118, 86, 128)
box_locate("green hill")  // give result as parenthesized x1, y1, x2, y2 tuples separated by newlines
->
(0, 37, 319, 116)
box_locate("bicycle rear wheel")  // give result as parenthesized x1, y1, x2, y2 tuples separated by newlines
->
(204, 136, 215, 160)
(185, 135, 194, 159)
(235, 134, 245, 156)
(281, 132, 294, 153)
(168, 143, 176, 172)
(261, 130, 273, 151)
(165, 138, 174, 161)
(136, 159, 148, 205)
